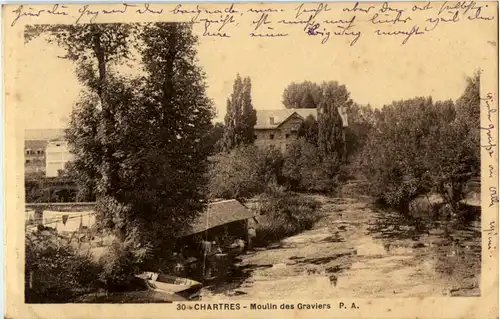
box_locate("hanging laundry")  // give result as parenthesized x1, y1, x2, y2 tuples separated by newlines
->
(25, 210, 35, 223)
(80, 211, 96, 228)
(42, 211, 65, 228)
(58, 215, 82, 234)
(34, 209, 44, 225)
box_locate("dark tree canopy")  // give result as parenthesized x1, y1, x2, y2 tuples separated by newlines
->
(359, 78, 479, 214)
(455, 71, 480, 175)
(40, 23, 215, 281)
(282, 81, 322, 109)
(208, 122, 225, 154)
(317, 81, 352, 170)
(344, 103, 375, 161)
(298, 114, 319, 146)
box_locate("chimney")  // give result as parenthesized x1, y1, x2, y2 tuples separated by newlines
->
(269, 117, 274, 125)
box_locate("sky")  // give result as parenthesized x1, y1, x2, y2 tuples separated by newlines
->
(18, 8, 494, 130)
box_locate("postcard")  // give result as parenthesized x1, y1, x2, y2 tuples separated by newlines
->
(3, 2, 499, 318)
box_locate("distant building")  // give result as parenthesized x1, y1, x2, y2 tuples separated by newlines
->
(254, 108, 317, 152)
(45, 140, 74, 178)
(25, 140, 47, 176)
(25, 129, 66, 177)
(254, 107, 348, 152)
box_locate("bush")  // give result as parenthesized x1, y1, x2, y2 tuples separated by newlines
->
(209, 140, 343, 199)
(254, 188, 322, 245)
(207, 145, 283, 200)
(282, 138, 337, 193)
(97, 240, 143, 292)
(25, 231, 101, 303)
(24, 176, 87, 203)
(360, 90, 479, 214)
(360, 97, 446, 213)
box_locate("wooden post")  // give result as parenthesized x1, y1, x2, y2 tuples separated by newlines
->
(342, 128, 347, 162)
(29, 271, 34, 289)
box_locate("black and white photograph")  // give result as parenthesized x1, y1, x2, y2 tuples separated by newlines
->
(3, 1, 498, 317)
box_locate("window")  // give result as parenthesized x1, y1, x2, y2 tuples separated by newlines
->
(25, 159, 30, 164)
(25, 149, 32, 156)
(254, 134, 257, 140)
(36, 149, 44, 155)
(269, 134, 275, 140)
(285, 134, 290, 139)
(269, 117, 275, 125)
(291, 129, 298, 134)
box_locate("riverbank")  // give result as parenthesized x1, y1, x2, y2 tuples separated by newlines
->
(201, 196, 481, 299)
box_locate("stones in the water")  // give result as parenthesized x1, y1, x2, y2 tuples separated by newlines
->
(411, 242, 426, 248)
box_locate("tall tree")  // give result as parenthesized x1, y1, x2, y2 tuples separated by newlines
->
(208, 122, 225, 154)
(345, 103, 375, 162)
(317, 81, 351, 175)
(455, 72, 481, 175)
(65, 90, 103, 202)
(241, 77, 257, 143)
(297, 114, 319, 146)
(32, 23, 214, 284)
(27, 25, 133, 198)
(222, 74, 256, 150)
(127, 22, 214, 257)
(282, 81, 322, 109)
(26, 24, 133, 231)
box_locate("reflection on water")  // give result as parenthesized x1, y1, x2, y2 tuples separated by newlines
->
(364, 206, 481, 296)
(201, 199, 481, 299)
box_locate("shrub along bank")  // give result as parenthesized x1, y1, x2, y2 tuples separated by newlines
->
(253, 188, 322, 246)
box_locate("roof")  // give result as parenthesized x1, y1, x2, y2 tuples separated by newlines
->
(175, 199, 255, 238)
(255, 108, 317, 129)
(25, 140, 48, 150)
(25, 129, 66, 141)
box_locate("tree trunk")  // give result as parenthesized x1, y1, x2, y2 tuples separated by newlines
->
(92, 27, 120, 198)
(398, 200, 410, 215)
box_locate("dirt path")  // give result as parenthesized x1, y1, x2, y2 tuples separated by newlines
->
(201, 196, 480, 300)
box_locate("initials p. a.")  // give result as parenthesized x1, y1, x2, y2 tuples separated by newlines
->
(339, 302, 359, 309)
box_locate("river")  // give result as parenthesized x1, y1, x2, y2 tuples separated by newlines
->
(200, 196, 481, 299)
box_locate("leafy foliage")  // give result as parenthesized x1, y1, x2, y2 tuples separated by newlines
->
(207, 145, 283, 200)
(344, 103, 376, 161)
(455, 72, 481, 174)
(25, 231, 100, 303)
(282, 138, 334, 193)
(297, 114, 319, 146)
(254, 189, 322, 245)
(222, 75, 257, 150)
(282, 81, 323, 109)
(25, 177, 79, 203)
(207, 122, 225, 154)
(317, 81, 351, 175)
(361, 97, 438, 212)
(360, 76, 479, 214)
(37, 23, 214, 288)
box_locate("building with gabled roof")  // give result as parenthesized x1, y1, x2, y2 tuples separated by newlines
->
(254, 107, 347, 152)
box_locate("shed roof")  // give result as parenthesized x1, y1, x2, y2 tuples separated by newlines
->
(175, 199, 255, 238)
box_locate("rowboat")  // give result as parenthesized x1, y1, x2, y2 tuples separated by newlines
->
(136, 272, 203, 299)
